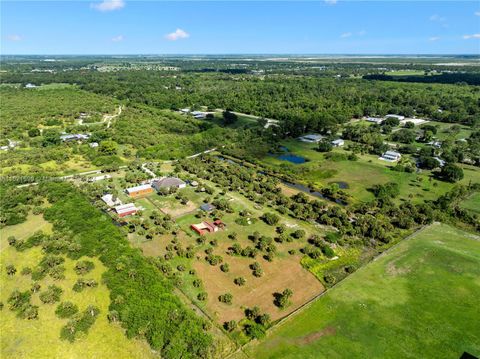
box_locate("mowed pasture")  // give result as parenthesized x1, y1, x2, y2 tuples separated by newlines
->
(460, 191, 480, 216)
(0, 214, 154, 359)
(246, 223, 480, 359)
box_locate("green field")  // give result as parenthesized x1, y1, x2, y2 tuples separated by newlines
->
(461, 192, 480, 215)
(246, 223, 480, 359)
(0, 214, 154, 359)
(259, 140, 478, 204)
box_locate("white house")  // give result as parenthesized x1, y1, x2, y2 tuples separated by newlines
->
(385, 114, 405, 121)
(380, 151, 402, 162)
(331, 139, 344, 147)
(299, 134, 324, 143)
(88, 174, 111, 183)
(366, 117, 384, 124)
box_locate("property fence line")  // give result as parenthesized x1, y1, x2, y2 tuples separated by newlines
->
(229, 223, 433, 359)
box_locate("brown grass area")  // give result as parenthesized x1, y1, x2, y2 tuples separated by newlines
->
(160, 201, 198, 218)
(194, 239, 324, 324)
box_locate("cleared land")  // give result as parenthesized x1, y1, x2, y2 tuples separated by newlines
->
(246, 223, 480, 359)
(0, 214, 154, 359)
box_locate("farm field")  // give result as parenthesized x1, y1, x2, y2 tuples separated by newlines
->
(0, 214, 154, 359)
(110, 172, 326, 328)
(246, 223, 480, 359)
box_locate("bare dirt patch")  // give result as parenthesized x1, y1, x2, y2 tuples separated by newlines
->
(194, 238, 324, 324)
(160, 201, 198, 218)
(294, 326, 336, 345)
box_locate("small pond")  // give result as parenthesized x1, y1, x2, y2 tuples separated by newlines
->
(277, 154, 307, 164)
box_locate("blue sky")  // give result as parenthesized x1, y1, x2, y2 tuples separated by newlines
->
(1, 1, 479, 54)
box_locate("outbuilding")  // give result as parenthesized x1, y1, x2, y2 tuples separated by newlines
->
(331, 139, 344, 147)
(125, 184, 154, 198)
(380, 151, 402, 162)
(114, 203, 138, 217)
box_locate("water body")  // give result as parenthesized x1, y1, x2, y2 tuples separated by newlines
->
(269, 146, 307, 164)
(277, 154, 307, 164)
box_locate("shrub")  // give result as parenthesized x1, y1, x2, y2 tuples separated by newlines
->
(39, 285, 63, 304)
(220, 263, 230, 272)
(323, 274, 336, 286)
(234, 277, 246, 286)
(55, 302, 79, 318)
(244, 323, 266, 339)
(197, 292, 208, 301)
(218, 293, 233, 305)
(74, 260, 95, 275)
(73, 279, 98, 292)
(223, 320, 237, 332)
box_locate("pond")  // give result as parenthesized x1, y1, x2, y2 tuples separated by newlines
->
(277, 154, 307, 164)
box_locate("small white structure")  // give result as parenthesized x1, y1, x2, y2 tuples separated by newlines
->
(25, 83, 37, 89)
(434, 157, 446, 167)
(60, 133, 90, 142)
(366, 117, 384, 124)
(331, 139, 345, 147)
(101, 194, 122, 207)
(385, 114, 405, 121)
(88, 174, 111, 182)
(380, 151, 402, 162)
(89, 142, 99, 148)
(180, 108, 190, 114)
(191, 111, 207, 119)
(427, 141, 442, 148)
(400, 118, 427, 126)
(299, 134, 324, 143)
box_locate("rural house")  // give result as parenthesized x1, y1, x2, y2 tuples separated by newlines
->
(298, 134, 324, 143)
(380, 151, 402, 162)
(152, 177, 186, 191)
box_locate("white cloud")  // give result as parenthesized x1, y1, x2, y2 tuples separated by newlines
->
(429, 14, 445, 22)
(475, 11, 480, 16)
(340, 32, 352, 38)
(91, 0, 125, 12)
(165, 28, 190, 41)
(111, 35, 124, 42)
(463, 33, 480, 39)
(6, 34, 22, 41)
(429, 36, 440, 41)
(358, 30, 367, 36)
(325, 0, 337, 4)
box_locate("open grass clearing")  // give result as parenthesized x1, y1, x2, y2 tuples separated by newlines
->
(0, 215, 154, 359)
(246, 223, 480, 359)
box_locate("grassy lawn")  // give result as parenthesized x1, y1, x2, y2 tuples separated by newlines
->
(0, 215, 154, 359)
(246, 223, 480, 359)
(460, 191, 480, 215)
